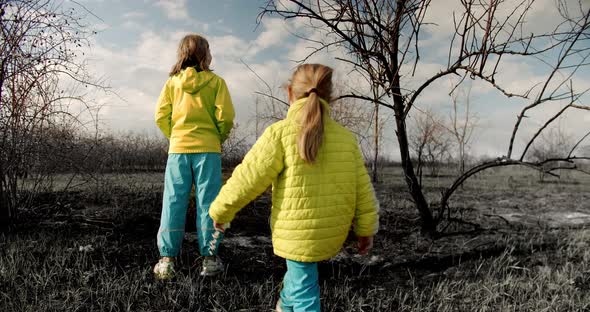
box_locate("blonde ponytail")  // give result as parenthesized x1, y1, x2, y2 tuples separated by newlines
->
(289, 64, 333, 163)
(298, 90, 324, 162)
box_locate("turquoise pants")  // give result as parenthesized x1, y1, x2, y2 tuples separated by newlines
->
(157, 153, 223, 257)
(280, 260, 321, 312)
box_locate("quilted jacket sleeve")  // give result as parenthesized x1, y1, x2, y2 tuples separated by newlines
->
(154, 81, 172, 139)
(209, 126, 284, 224)
(214, 79, 235, 143)
(352, 143, 379, 237)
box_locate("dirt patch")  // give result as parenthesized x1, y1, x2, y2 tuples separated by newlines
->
(500, 211, 590, 227)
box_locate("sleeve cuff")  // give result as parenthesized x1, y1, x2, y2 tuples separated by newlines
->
(354, 223, 379, 237)
(209, 205, 233, 224)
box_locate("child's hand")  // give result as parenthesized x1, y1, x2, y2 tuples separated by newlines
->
(213, 221, 226, 233)
(357, 236, 373, 255)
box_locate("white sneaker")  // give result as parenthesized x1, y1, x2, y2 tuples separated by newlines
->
(153, 259, 175, 280)
(200, 256, 224, 277)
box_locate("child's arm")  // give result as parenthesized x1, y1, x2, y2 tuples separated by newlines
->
(352, 143, 379, 238)
(214, 79, 235, 143)
(209, 127, 284, 224)
(154, 82, 172, 138)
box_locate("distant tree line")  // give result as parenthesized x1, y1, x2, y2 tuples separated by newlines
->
(14, 124, 250, 176)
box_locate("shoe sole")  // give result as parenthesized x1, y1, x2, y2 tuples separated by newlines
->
(154, 264, 175, 280)
(154, 274, 175, 281)
(200, 270, 222, 277)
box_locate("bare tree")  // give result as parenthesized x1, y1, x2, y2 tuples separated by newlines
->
(529, 124, 575, 181)
(261, 0, 590, 234)
(449, 83, 478, 175)
(409, 108, 452, 184)
(0, 0, 103, 224)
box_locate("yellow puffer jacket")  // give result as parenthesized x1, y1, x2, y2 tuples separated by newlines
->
(209, 97, 379, 262)
(155, 68, 235, 153)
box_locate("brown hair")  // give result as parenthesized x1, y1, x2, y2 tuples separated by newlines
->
(169, 34, 211, 76)
(289, 64, 333, 163)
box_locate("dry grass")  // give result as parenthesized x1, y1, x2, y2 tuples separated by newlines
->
(1, 165, 590, 311)
(2, 228, 590, 311)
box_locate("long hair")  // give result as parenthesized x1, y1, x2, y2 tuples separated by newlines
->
(169, 34, 211, 76)
(289, 64, 333, 163)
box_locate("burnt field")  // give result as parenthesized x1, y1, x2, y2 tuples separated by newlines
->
(1, 166, 590, 311)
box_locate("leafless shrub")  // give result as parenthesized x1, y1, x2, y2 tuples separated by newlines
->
(529, 126, 578, 181)
(0, 0, 105, 224)
(409, 108, 452, 183)
(221, 123, 251, 168)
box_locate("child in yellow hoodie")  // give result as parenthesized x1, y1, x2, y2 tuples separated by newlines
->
(153, 34, 234, 279)
(209, 64, 379, 311)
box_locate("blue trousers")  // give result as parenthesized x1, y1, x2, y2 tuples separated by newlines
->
(279, 260, 321, 312)
(157, 153, 223, 257)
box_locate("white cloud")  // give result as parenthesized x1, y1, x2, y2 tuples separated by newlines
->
(121, 20, 142, 30)
(122, 11, 146, 19)
(80, 1, 589, 160)
(209, 35, 250, 60)
(154, 0, 188, 21)
(252, 18, 291, 52)
(84, 28, 297, 138)
(134, 31, 181, 71)
(120, 11, 146, 29)
(92, 22, 110, 32)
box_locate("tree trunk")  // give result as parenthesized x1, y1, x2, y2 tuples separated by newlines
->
(416, 149, 423, 187)
(0, 168, 11, 227)
(0, 59, 7, 227)
(371, 101, 379, 182)
(390, 0, 436, 234)
(459, 143, 465, 175)
(393, 107, 436, 234)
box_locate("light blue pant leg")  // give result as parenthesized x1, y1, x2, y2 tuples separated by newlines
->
(157, 154, 192, 257)
(280, 260, 321, 312)
(191, 153, 223, 256)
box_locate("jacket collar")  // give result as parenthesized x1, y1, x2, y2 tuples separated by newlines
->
(286, 97, 331, 120)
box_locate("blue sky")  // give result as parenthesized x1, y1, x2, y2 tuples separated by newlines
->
(75, 0, 590, 160)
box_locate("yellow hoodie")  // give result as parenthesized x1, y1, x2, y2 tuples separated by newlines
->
(210, 97, 379, 262)
(155, 68, 235, 153)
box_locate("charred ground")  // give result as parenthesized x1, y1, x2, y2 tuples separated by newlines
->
(1, 166, 589, 311)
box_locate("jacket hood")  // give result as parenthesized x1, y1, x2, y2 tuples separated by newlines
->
(177, 67, 215, 94)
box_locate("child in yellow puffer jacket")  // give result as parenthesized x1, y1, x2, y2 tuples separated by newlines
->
(209, 64, 379, 311)
(153, 34, 234, 280)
